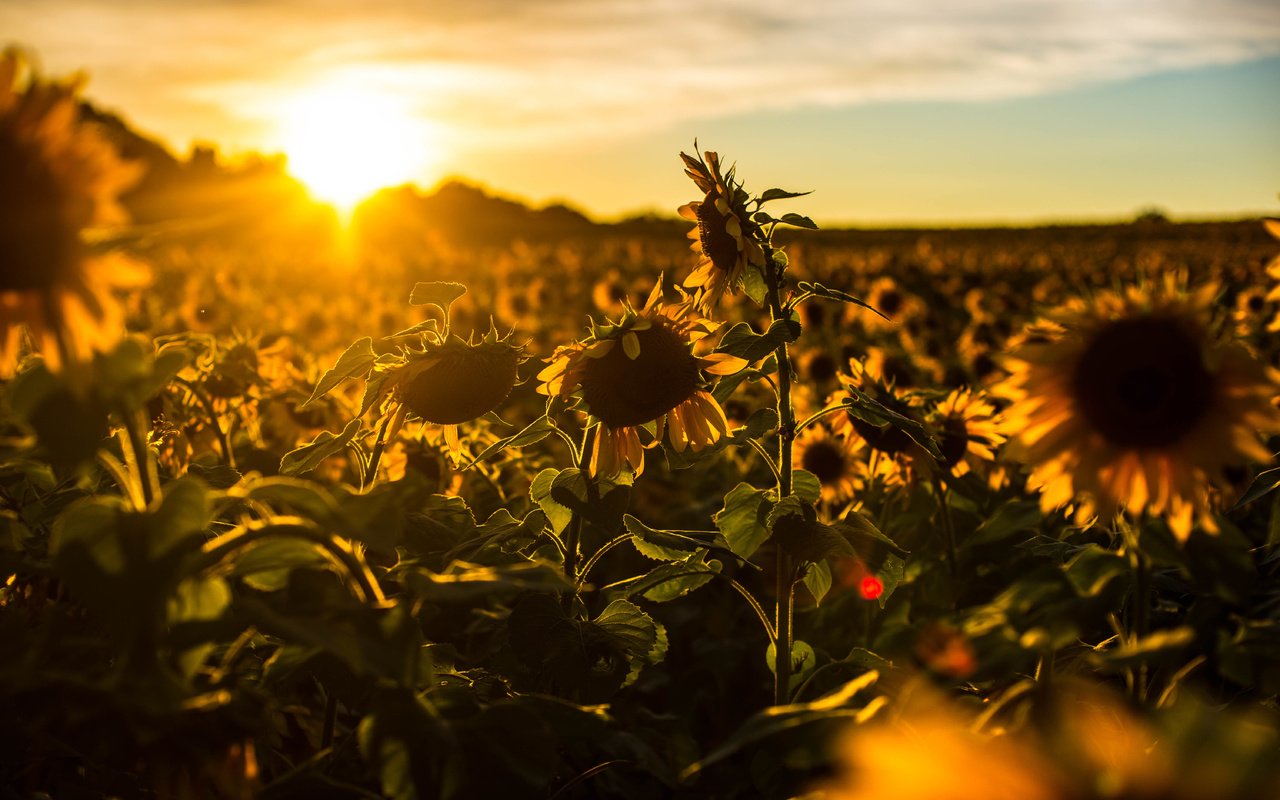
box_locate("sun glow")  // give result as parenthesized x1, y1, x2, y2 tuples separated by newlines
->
(273, 80, 438, 213)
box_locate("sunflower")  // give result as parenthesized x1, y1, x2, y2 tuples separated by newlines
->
(371, 329, 526, 460)
(0, 49, 145, 374)
(677, 149, 764, 312)
(996, 281, 1280, 538)
(537, 282, 745, 477)
(929, 388, 1005, 481)
(793, 422, 863, 505)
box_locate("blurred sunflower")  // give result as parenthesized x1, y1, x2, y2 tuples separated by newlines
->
(930, 388, 1005, 481)
(793, 422, 863, 505)
(996, 281, 1280, 538)
(677, 148, 763, 312)
(371, 329, 526, 459)
(537, 283, 745, 477)
(0, 49, 145, 374)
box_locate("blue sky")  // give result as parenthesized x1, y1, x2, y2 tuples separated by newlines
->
(3, 0, 1278, 223)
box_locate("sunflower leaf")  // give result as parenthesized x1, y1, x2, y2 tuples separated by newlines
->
(840, 388, 943, 460)
(279, 419, 363, 476)
(1230, 464, 1280, 511)
(304, 337, 376, 408)
(409, 281, 467, 312)
(623, 514, 738, 562)
(714, 319, 801, 363)
(715, 483, 774, 559)
(463, 415, 557, 468)
(797, 281, 888, 320)
(778, 213, 819, 230)
(758, 188, 814, 204)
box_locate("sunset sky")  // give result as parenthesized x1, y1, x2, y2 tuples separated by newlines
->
(5, 0, 1279, 225)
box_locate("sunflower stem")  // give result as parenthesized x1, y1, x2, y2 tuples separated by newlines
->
(933, 476, 958, 582)
(363, 414, 394, 491)
(120, 407, 157, 508)
(563, 423, 598, 592)
(763, 243, 797, 706)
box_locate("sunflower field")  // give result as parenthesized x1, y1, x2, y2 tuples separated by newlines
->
(5, 51, 1280, 800)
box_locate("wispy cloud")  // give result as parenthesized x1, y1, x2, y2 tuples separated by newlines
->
(4, 0, 1279, 151)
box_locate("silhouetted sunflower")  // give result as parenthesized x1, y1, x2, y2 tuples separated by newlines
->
(538, 283, 745, 477)
(996, 282, 1280, 538)
(0, 49, 145, 373)
(677, 149, 763, 312)
(376, 330, 525, 457)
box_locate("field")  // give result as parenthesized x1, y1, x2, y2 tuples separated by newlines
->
(5, 66, 1280, 800)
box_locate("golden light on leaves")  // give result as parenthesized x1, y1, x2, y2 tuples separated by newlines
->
(272, 79, 440, 213)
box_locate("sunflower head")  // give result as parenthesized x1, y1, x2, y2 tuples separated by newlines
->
(395, 332, 524, 425)
(930, 388, 1004, 478)
(794, 423, 863, 505)
(0, 48, 145, 373)
(537, 282, 745, 476)
(996, 282, 1280, 538)
(677, 148, 764, 312)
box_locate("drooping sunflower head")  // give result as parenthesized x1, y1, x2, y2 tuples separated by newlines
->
(394, 332, 524, 425)
(677, 148, 764, 312)
(996, 282, 1280, 538)
(537, 282, 745, 476)
(0, 48, 145, 373)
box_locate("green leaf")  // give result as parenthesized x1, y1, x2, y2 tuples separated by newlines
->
(758, 188, 814, 203)
(769, 496, 854, 564)
(833, 513, 909, 559)
(796, 281, 887, 319)
(409, 281, 467, 313)
(464, 415, 557, 468)
(803, 560, 832, 605)
(1231, 464, 1280, 511)
(715, 483, 774, 559)
(279, 418, 362, 476)
(358, 689, 449, 800)
(966, 500, 1042, 548)
(530, 468, 573, 535)
(840, 388, 942, 460)
(792, 470, 822, 505)
(714, 319, 802, 363)
(230, 537, 332, 591)
(623, 514, 737, 562)
(743, 263, 769, 305)
(303, 337, 375, 408)
(401, 560, 571, 601)
(682, 672, 881, 779)
(778, 212, 818, 230)
(1094, 627, 1196, 667)
(1064, 545, 1128, 597)
(765, 639, 816, 682)
(621, 553, 721, 602)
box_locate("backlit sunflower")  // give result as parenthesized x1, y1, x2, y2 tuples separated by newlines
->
(996, 281, 1280, 539)
(793, 422, 863, 505)
(0, 49, 145, 374)
(677, 149, 764, 312)
(371, 329, 525, 460)
(929, 388, 1005, 482)
(537, 283, 746, 477)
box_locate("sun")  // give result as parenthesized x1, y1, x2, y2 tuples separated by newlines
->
(273, 80, 438, 213)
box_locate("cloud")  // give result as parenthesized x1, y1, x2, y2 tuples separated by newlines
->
(3, 0, 1279, 151)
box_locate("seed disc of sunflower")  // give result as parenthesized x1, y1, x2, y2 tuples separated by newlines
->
(401, 342, 520, 425)
(579, 324, 700, 428)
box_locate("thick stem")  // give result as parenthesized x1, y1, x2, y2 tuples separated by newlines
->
(363, 414, 394, 490)
(563, 423, 598, 587)
(764, 244, 797, 705)
(121, 407, 157, 508)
